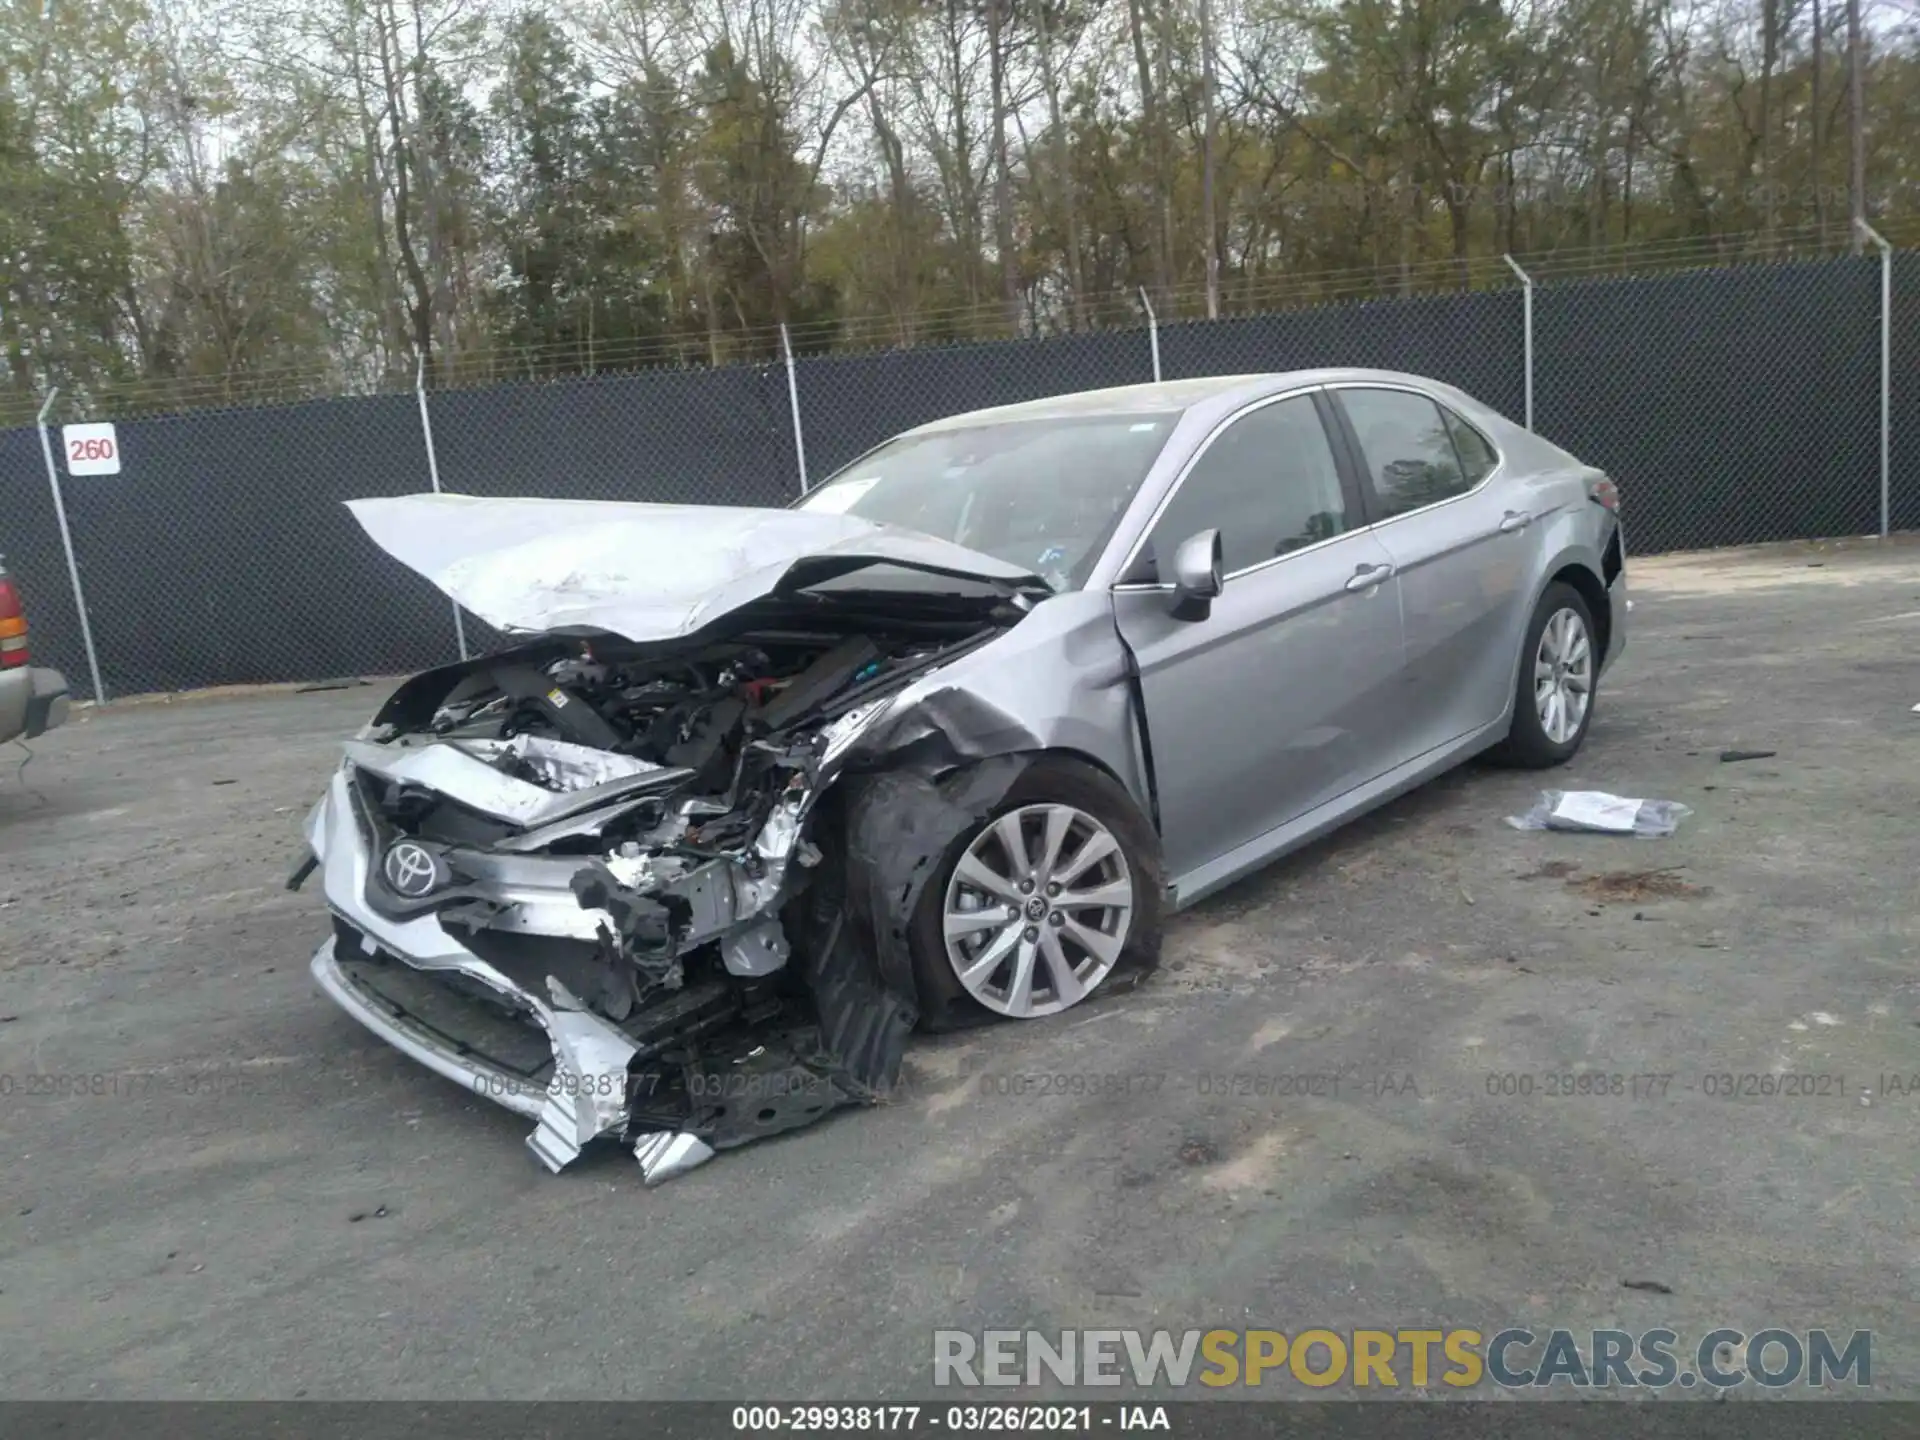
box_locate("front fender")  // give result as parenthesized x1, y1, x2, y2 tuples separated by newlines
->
(834, 591, 1152, 816)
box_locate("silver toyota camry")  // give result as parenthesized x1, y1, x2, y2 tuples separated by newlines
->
(296, 369, 1627, 1181)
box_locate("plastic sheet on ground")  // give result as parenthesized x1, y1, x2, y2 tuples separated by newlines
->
(1505, 790, 1693, 838)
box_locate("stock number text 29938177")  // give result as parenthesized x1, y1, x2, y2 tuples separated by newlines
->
(729, 1406, 1120, 1432)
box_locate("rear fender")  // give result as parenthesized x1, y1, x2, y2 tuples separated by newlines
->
(1502, 528, 1612, 725)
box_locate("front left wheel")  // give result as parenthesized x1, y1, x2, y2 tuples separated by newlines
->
(908, 757, 1164, 1031)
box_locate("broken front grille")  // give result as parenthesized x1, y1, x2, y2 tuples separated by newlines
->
(330, 916, 555, 1086)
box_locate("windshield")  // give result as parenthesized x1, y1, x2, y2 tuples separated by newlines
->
(795, 413, 1180, 591)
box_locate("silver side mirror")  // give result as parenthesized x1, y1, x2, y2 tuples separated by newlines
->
(1169, 528, 1223, 621)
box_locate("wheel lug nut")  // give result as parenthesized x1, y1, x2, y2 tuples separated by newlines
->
(1023, 927, 1039, 942)
(1045, 882, 1060, 896)
(1049, 911, 1065, 927)
(1018, 879, 1034, 894)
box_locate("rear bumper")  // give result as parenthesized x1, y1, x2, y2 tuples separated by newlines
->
(1604, 570, 1628, 674)
(0, 666, 68, 743)
(27, 667, 70, 737)
(1601, 524, 1628, 675)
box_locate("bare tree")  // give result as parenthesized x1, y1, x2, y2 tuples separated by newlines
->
(1200, 0, 1217, 316)
(1847, 0, 1863, 241)
(1032, 0, 1087, 325)
(985, 0, 1020, 327)
(1124, 0, 1172, 301)
(1811, 0, 1824, 226)
(11, 0, 1920, 422)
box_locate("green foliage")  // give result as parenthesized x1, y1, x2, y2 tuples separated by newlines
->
(1, 0, 1916, 418)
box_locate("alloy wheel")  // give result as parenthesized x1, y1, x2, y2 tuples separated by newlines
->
(1534, 606, 1593, 744)
(941, 803, 1134, 1019)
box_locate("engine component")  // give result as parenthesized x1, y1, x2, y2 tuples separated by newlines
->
(494, 665, 624, 750)
(572, 859, 685, 982)
(758, 636, 883, 730)
(499, 733, 662, 792)
(664, 696, 746, 788)
(721, 918, 791, 977)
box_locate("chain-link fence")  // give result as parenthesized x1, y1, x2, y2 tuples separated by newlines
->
(1894, 249, 1920, 536)
(1, 243, 1910, 701)
(1534, 256, 1886, 551)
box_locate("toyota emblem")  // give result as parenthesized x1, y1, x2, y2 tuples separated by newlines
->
(382, 841, 441, 898)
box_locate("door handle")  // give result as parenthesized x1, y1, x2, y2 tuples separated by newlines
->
(1345, 563, 1395, 592)
(1498, 510, 1532, 533)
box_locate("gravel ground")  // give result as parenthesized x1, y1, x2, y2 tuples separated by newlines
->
(1, 538, 1916, 1400)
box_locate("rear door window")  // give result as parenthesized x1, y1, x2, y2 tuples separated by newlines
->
(1340, 388, 1476, 520)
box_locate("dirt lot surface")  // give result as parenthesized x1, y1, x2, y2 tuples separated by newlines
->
(1, 539, 1916, 1399)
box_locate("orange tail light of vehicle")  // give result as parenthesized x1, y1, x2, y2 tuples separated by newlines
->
(0, 574, 28, 668)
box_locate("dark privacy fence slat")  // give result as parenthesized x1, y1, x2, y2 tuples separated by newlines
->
(1159, 289, 1526, 421)
(0, 255, 1906, 700)
(429, 365, 797, 506)
(794, 328, 1155, 480)
(1893, 252, 1920, 536)
(4, 395, 458, 697)
(1535, 258, 1883, 554)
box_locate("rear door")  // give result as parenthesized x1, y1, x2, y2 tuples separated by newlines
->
(1327, 386, 1535, 758)
(1111, 392, 1407, 882)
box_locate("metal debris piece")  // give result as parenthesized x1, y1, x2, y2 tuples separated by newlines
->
(634, 1131, 716, 1185)
(721, 918, 791, 977)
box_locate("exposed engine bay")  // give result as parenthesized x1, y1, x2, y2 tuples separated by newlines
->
(299, 590, 1041, 1183)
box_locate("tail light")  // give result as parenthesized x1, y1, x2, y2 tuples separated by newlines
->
(0, 574, 27, 668)
(1589, 476, 1620, 513)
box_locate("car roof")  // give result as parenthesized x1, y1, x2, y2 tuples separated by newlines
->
(897, 369, 1471, 437)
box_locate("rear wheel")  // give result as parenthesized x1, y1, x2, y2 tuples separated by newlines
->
(908, 757, 1163, 1031)
(1487, 581, 1598, 768)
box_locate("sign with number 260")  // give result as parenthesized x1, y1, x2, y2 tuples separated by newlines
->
(62, 422, 122, 476)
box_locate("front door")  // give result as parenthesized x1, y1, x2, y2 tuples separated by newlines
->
(1111, 393, 1409, 884)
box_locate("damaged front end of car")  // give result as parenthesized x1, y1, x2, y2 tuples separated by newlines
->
(298, 596, 1035, 1183)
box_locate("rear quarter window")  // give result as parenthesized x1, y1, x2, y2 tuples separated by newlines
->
(1442, 410, 1500, 485)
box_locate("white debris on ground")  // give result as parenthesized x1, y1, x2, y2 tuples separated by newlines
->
(1505, 790, 1693, 838)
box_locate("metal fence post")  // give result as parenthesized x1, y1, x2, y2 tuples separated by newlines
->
(416, 359, 470, 660)
(1138, 288, 1162, 383)
(33, 389, 107, 703)
(1503, 254, 1535, 432)
(781, 323, 809, 495)
(1855, 220, 1892, 537)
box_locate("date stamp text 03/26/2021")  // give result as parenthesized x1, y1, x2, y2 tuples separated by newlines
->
(4, 1067, 1909, 1108)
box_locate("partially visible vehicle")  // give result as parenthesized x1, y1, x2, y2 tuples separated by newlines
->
(0, 555, 70, 746)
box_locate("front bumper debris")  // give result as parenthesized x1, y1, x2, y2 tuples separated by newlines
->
(308, 765, 694, 1175)
(294, 596, 1053, 1183)
(303, 745, 942, 1182)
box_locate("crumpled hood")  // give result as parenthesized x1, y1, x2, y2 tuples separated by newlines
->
(346, 494, 1048, 642)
